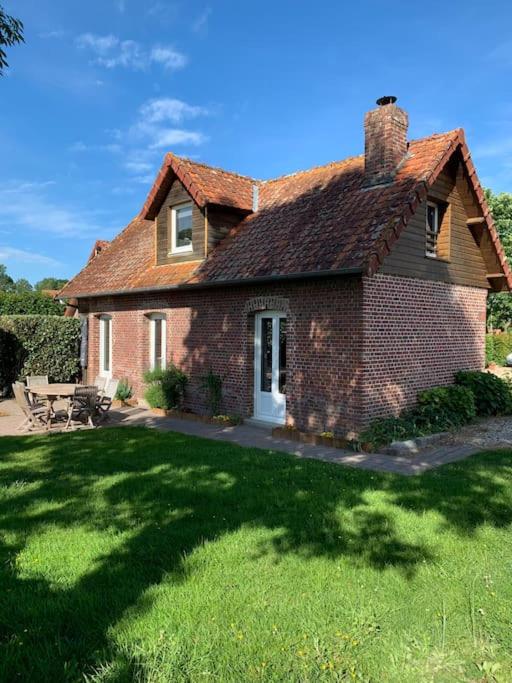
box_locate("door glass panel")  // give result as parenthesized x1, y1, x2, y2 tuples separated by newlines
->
(154, 319, 162, 369)
(260, 318, 272, 392)
(103, 319, 110, 373)
(279, 318, 287, 394)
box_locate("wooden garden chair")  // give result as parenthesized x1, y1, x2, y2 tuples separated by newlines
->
(12, 382, 48, 432)
(25, 375, 49, 409)
(65, 385, 98, 430)
(96, 378, 119, 420)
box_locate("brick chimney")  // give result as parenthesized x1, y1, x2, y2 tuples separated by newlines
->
(364, 96, 409, 186)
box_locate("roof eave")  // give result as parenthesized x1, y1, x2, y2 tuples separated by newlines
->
(64, 266, 365, 299)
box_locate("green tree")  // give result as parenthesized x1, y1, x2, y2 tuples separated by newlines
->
(486, 189, 512, 331)
(0, 264, 14, 292)
(0, 4, 24, 75)
(13, 278, 32, 292)
(34, 277, 68, 292)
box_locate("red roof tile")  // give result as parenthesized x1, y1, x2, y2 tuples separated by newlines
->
(60, 129, 512, 298)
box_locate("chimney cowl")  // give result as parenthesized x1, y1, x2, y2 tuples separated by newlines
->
(363, 97, 409, 187)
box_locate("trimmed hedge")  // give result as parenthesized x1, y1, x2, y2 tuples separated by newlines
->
(486, 332, 512, 366)
(0, 291, 65, 315)
(143, 366, 188, 410)
(0, 315, 81, 394)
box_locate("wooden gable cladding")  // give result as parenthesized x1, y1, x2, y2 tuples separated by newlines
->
(380, 162, 490, 289)
(155, 177, 206, 265)
(155, 177, 247, 266)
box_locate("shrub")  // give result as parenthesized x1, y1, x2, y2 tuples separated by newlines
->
(455, 370, 512, 416)
(200, 370, 222, 415)
(0, 291, 65, 315)
(359, 383, 477, 451)
(143, 365, 188, 410)
(359, 416, 423, 451)
(414, 385, 476, 430)
(485, 332, 512, 366)
(115, 379, 133, 402)
(0, 315, 81, 394)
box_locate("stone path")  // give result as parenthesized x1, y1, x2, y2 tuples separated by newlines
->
(0, 399, 506, 476)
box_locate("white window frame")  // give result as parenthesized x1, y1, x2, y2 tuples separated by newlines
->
(149, 314, 167, 370)
(170, 202, 193, 254)
(426, 201, 440, 258)
(99, 315, 112, 379)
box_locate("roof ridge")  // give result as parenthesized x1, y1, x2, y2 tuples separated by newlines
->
(166, 153, 257, 182)
(262, 155, 364, 185)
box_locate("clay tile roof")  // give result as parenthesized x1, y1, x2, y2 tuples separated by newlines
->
(141, 153, 255, 219)
(59, 129, 512, 298)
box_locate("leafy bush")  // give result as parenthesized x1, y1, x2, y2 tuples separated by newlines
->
(115, 379, 133, 402)
(359, 383, 477, 450)
(0, 291, 65, 315)
(200, 370, 222, 415)
(415, 385, 476, 429)
(485, 333, 512, 366)
(359, 416, 423, 450)
(455, 370, 512, 416)
(143, 365, 188, 410)
(0, 315, 81, 394)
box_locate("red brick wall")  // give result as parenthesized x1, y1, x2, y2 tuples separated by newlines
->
(82, 277, 364, 435)
(80, 273, 487, 435)
(361, 274, 487, 422)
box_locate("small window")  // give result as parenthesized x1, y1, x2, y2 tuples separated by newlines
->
(149, 314, 167, 370)
(99, 315, 112, 378)
(170, 203, 193, 254)
(426, 201, 440, 257)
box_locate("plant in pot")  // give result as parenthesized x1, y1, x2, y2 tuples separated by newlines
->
(113, 378, 134, 407)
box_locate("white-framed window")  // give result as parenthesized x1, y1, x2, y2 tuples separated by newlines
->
(99, 315, 112, 378)
(170, 202, 193, 254)
(149, 314, 167, 370)
(425, 201, 440, 258)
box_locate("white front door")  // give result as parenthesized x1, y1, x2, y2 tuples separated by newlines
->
(254, 311, 287, 424)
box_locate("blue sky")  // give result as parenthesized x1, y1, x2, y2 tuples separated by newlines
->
(1, 0, 512, 284)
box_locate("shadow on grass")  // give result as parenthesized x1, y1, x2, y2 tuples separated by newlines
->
(0, 427, 511, 680)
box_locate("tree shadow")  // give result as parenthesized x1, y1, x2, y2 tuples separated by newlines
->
(0, 429, 511, 680)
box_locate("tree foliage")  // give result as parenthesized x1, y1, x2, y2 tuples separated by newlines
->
(35, 277, 68, 292)
(0, 4, 24, 75)
(485, 189, 512, 331)
(0, 291, 65, 315)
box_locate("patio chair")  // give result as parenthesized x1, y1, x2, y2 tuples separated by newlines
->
(25, 375, 49, 408)
(12, 382, 48, 432)
(94, 375, 107, 395)
(96, 378, 119, 420)
(66, 385, 98, 430)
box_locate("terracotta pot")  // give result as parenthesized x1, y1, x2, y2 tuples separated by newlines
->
(150, 407, 167, 417)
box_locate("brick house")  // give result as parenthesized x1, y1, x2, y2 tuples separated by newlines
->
(60, 97, 512, 436)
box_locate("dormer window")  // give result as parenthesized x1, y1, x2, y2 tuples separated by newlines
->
(426, 201, 440, 257)
(170, 202, 193, 254)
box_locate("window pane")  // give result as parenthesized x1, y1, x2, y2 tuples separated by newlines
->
(427, 204, 438, 233)
(154, 319, 162, 369)
(279, 318, 287, 394)
(103, 320, 110, 372)
(260, 318, 272, 393)
(176, 205, 192, 248)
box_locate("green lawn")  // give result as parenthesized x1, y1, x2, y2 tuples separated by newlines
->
(0, 429, 511, 682)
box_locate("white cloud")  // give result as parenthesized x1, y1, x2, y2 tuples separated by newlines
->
(140, 97, 207, 124)
(68, 141, 121, 153)
(0, 246, 61, 266)
(150, 46, 187, 70)
(124, 160, 154, 173)
(148, 129, 205, 148)
(75, 33, 187, 72)
(0, 181, 116, 238)
(192, 7, 212, 34)
(39, 29, 66, 39)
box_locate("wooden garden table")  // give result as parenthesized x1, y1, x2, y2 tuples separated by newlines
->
(30, 383, 81, 430)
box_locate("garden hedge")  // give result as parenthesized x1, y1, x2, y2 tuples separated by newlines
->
(0, 315, 81, 395)
(486, 332, 512, 366)
(0, 291, 65, 315)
